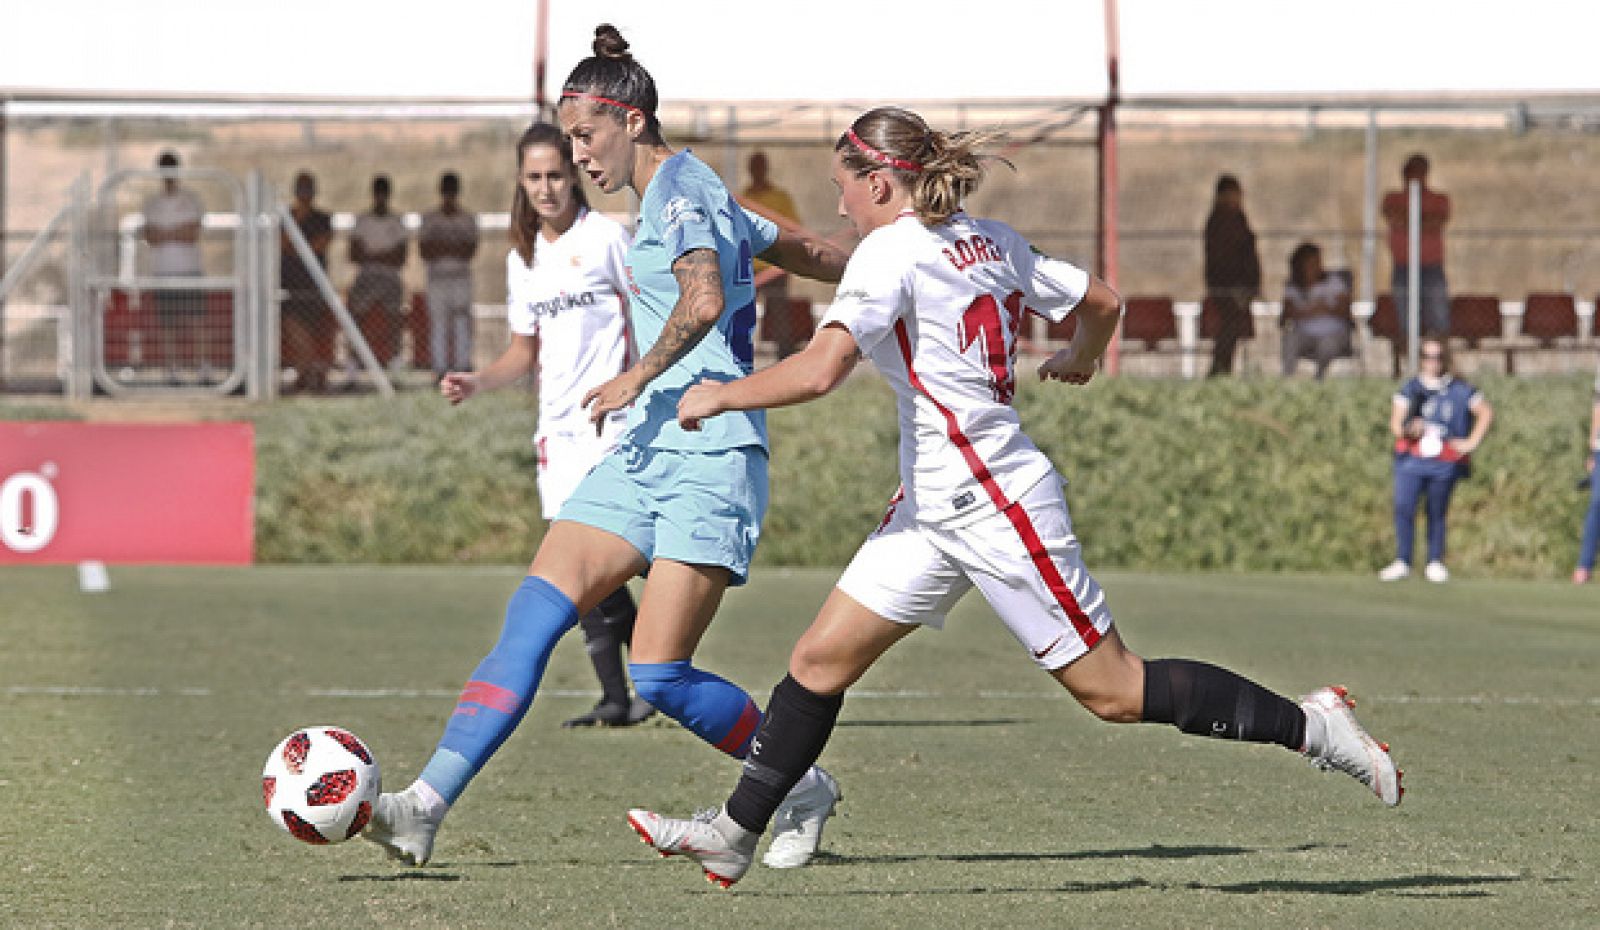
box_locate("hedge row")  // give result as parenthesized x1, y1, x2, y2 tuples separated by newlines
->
(7, 372, 1593, 577)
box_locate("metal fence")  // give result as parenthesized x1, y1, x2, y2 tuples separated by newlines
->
(4, 93, 1599, 397)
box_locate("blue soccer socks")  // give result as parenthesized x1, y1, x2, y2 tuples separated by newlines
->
(418, 576, 579, 804)
(630, 660, 762, 757)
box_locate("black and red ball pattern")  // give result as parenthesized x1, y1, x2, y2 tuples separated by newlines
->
(306, 768, 358, 806)
(325, 728, 373, 765)
(282, 731, 312, 775)
(262, 776, 276, 808)
(280, 809, 330, 845)
(344, 800, 373, 839)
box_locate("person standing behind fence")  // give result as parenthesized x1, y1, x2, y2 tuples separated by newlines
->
(1382, 153, 1451, 341)
(349, 174, 409, 372)
(419, 172, 480, 379)
(143, 150, 208, 383)
(280, 171, 334, 393)
(1280, 242, 1353, 380)
(1379, 335, 1492, 584)
(741, 150, 803, 358)
(1573, 371, 1600, 585)
(1203, 174, 1260, 377)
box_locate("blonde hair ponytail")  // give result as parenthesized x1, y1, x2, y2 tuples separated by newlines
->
(836, 107, 1008, 226)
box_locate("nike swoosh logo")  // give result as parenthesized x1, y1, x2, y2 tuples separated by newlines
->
(1033, 636, 1064, 659)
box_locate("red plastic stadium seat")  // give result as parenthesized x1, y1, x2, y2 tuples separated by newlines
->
(759, 298, 815, 344)
(1370, 294, 1399, 341)
(409, 292, 432, 369)
(1117, 296, 1177, 349)
(1449, 294, 1501, 348)
(1521, 292, 1578, 346)
(1200, 296, 1255, 341)
(1047, 312, 1078, 342)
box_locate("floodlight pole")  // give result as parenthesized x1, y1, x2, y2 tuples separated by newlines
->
(1097, 0, 1122, 376)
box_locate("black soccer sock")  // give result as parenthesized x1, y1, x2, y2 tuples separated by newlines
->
(724, 675, 844, 834)
(1141, 658, 1305, 751)
(579, 588, 636, 707)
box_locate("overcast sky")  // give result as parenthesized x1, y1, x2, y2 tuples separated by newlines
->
(4, 0, 1598, 101)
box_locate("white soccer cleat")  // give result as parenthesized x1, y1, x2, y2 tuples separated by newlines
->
(1424, 561, 1450, 583)
(1377, 560, 1411, 582)
(763, 766, 841, 869)
(1301, 686, 1403, 806)
(626, 807, 757, 889)
(362, 786, 444, 866)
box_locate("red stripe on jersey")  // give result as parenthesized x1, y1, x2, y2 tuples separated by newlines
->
(714, 699, 762, 757)
(892, 320, 1101, 649)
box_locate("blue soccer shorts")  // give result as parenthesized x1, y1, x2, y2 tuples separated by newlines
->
(555, 443, 768, 586)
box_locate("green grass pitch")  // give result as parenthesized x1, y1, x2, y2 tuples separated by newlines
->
(2, 565, 1597, 928)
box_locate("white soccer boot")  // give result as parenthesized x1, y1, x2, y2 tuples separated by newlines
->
(363, 785, 444, 866)
(627, 807, 757, 888)
(1424, 561, 1450, 583)
(763, 766, 841, 869)
(1377, 560, 1411, 581)
(1300, 686, 1403, 806)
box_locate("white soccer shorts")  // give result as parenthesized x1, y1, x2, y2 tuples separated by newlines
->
(836, 473, 1115, 670)
(534, 424, 622, 520)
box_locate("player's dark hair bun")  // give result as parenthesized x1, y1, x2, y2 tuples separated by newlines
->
(593, 24, 631, 60)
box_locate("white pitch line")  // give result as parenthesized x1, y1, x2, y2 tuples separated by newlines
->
(5, 686, 1599, 707)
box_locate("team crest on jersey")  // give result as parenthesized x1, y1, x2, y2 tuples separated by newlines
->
(660, 197, 707, 236)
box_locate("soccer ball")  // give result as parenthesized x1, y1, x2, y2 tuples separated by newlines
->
(261, 726, 381, 845)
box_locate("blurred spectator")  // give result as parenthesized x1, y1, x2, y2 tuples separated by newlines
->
(1379, 335, 1493, 584)
(1382, 153, 1451, 341)
(1280, 242, 1353, 380)
(1574, 372, 1600, 584)
(349, 174, 408, 370)
(142, 150, 208, 382)
(419, 172, 480, 379)
(740, 150, 802, 358)
(1203, 174, 1260, 377)
(280, 171, 333, 392)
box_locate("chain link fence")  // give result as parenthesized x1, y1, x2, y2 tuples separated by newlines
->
(4, 95, 1598, 397)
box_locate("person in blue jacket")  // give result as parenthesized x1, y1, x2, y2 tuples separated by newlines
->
(1379, 335, 1493, 583)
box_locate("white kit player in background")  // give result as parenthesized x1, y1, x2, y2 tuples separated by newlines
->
(630, 106, 1402, 888)
(437, 122, 653, 730)
(419, 171, 481, 379)
(142, 150, 208, 381)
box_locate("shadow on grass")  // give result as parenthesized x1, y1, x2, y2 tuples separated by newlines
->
(835, 718, 1032, 728)
(819, 842, 1329, 867)
(337, 870, 463, 882)
(748, 866, 1527, 900)
(1191, 872, 1526, 897)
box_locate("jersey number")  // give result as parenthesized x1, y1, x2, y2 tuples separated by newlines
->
(958, 291, 1026, 404)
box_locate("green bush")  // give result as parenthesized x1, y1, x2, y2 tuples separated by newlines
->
(11, 372, 1591, 577)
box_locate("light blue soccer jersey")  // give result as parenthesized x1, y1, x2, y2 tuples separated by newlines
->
(623, 150, 778, 450)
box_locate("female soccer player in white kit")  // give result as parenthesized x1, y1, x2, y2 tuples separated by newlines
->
(364, 25, 851, 869)
(628, 106, 1404, 888)
(438, 122, 652, 729)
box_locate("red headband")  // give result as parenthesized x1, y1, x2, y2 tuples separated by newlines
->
(560, 91, 645, 118)
(846, 128, 923, 173)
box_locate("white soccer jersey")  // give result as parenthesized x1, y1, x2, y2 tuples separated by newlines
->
(506, 207, 633, 441)
(821, 211, 1090, 525)
(142, 188, 204, 277)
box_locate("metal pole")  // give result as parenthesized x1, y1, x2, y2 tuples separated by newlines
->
(277, 203, 393, 397)
(1099, 0, 1122, 376)
(1407, 178, 1421, 373)
(1360, 108, 1377, 307)
(533, 0, 550, 118)
(0, 98, 7, 389)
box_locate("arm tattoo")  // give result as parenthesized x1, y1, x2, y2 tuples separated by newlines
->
(635, 249, 724, 384)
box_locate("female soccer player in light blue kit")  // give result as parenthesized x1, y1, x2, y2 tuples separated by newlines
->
(363, 24, 849, 869)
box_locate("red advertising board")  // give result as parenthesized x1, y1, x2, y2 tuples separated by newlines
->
(0, 422, 254, 564)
